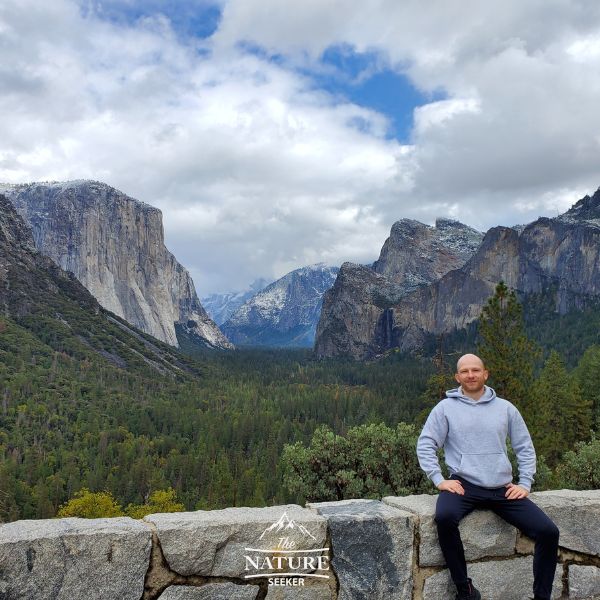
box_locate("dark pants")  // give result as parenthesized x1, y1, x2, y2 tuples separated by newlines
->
(435, 475, 559, 600)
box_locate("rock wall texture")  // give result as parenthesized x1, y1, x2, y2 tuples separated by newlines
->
(0, 180, 232, 350)
(1, 490, 599, 599)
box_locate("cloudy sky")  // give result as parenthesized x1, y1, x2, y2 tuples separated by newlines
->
(2, 0, 600, 294)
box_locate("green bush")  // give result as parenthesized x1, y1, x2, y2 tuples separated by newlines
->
(281, 422, 435, 503)
(56, 488, 124, 518)
(125, 488, 185, 518)
(555, 434, 600, 489)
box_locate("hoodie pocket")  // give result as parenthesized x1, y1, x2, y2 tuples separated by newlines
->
(457, 452, 513, 487)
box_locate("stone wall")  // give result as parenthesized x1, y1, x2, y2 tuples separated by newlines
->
(1, 490, 599, 599)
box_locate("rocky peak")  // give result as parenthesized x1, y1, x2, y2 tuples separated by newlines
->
(372, 217, 483, 291)
(202, 277, 272, 326)
(388, 218, 427, 237)
(433, 218, 484, 255)
(557, 187, 600, 225)
(315, 216, 483, 359)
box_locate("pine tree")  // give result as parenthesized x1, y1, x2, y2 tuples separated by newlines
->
(573, 345, 600, 432)
(415, 337, 457, 428)
(531, 351, 592, 466)
(477, 281, 540, 413)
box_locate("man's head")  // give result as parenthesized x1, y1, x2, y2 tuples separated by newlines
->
(455, 353, 489, 397)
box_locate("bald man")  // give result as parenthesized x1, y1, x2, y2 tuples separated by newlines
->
(417, 354, 559, 600)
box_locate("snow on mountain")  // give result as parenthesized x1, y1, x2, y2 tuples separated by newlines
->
(221, 263, 339, 347)
(202, 278, 272, 326)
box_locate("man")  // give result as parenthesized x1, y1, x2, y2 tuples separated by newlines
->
(416, 353, 559, 600)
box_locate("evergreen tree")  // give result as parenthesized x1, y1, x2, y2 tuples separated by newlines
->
(530, 351, 592, 466)
(477, 281, 540, 413)
(573, 345, 600, 432)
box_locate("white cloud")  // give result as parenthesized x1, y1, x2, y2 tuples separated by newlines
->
(214, 0, 600, 216)
(1, 0, 600, 293)
(413, 98, 481, 133)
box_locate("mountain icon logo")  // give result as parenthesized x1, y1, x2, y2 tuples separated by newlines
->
(258, 511, 317, 541)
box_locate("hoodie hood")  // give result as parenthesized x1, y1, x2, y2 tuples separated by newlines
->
(446, 385, 497, 405)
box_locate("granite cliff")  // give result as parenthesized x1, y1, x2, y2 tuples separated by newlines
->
(0, 180, 232, 350)
(315, 219, 483, 359)
(0, 193, 193, 376)
(372, 218, 483, 289)
(222, 263, 339, 347)
(315, 188, 600, 359)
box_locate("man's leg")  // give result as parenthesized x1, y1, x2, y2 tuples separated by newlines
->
(489, 492, 559, 600)
(435, 477, 481, 588)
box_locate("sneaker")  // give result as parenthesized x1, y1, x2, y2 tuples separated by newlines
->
(455, 577, 482, 600)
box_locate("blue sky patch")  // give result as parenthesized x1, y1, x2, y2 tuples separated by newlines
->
(233, 42, 445, 142)
(311, 45, 445, 142)
(80, 0, 222, 39)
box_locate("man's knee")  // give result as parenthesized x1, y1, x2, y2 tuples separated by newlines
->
(535, 520, 559, 543)
(435, 506, 461, 529)
(542, 522, 559, 542)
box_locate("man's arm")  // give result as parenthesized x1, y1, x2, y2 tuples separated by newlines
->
(416, 404, 448, 487)
(508, 405, 537, 492)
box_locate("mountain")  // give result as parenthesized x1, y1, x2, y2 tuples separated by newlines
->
(0, 180, 232, 350)
(372, 218, 483, 290)
(558, 187, 600, 223)
(222, 263, 339, 347)
(201, 278, 272, 326)
(0, 193, 196, 377)
(315, 219, 483, 359)
(315, 188, 600, 359)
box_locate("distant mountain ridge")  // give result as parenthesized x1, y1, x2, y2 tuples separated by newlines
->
(202, 278, 272, 326)
(0, 180, 232, 351)
(222, 263, 339, 347)
(315, 188, 600, 359)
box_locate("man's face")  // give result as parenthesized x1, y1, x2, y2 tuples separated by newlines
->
(455, 359, 488, 394)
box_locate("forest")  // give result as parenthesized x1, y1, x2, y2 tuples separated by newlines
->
(1, 283, 599, 522)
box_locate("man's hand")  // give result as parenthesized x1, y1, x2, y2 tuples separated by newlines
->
(505, 483, 529, 500)
(437, 479, 465, 495)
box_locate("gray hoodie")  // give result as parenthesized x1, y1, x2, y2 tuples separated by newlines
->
(416, 385, 536, 491)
